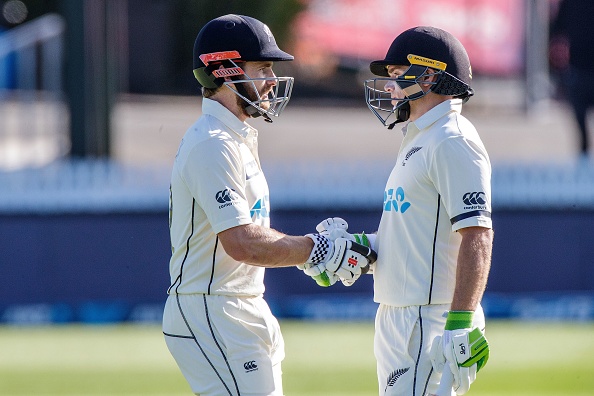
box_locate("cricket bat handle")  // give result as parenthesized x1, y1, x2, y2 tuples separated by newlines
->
(436, 366, 454, 396)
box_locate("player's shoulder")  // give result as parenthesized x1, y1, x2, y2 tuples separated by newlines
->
(176, 116, 239, 164)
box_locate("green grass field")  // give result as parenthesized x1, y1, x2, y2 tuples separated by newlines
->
(0, 320, 593, 395)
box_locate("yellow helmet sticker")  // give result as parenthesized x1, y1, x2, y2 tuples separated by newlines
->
(407, 54, 447, 71)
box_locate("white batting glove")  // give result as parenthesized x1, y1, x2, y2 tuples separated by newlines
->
(300, 234, 377, 287)
(299, 233, 339, 287)
(430, 311, 490, 395)
(324, 237, 376, 286)
(315, 217, 377, 274)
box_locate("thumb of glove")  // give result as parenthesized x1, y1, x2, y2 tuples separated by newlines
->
(430, 335, 446, 373)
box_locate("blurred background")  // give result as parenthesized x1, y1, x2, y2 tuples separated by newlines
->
(1, 0, 593, 326)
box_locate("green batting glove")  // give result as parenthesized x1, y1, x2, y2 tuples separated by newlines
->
(442, 311, 489, 394)
(445, 311, 490, 372)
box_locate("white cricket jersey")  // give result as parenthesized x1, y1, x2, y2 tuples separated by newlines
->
(168, 98, 270, 297)
(374, 99, 492, 307)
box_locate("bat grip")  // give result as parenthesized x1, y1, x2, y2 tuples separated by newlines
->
(436, 367, 454, 396)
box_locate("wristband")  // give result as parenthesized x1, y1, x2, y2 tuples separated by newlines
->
(445, 310, 474, 330)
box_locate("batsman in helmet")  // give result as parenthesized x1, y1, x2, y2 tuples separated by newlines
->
(316, 26, 493, 395)
(162, 14, 376, 395)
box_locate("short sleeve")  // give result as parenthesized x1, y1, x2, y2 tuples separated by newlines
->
(429, 135, 492, 231)
(181, 135, 252, 234)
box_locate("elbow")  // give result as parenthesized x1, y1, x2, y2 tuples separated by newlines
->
(223, 242, 252, 263)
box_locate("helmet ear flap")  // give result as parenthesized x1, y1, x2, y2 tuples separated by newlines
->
(433, 73, 471, 97)
(193, 65, 223, 89)
(194, 55, 244, 89)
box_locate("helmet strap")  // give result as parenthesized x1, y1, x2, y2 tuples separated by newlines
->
(388, 102, 411, 129)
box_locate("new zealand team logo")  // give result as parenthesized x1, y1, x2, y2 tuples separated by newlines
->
(402, 146, 422, 166)
(384, 187, 411, 213)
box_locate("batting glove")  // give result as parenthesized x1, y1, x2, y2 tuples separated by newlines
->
(299, 233, 339, 287)
(324, 237, 376, 286)
(300, 234, 377, 287)
(430, 311, 490, 395)
(315, 217, 377, 274)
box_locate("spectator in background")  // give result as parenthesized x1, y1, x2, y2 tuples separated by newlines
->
(550, 0, 594, 158)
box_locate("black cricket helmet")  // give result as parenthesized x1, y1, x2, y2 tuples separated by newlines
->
(193, 14, 295, 121)
(364, 26, 474, 129)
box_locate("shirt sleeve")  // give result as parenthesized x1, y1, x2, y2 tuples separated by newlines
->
(429, 134, 492, 231)
(181, 135, 253, 234)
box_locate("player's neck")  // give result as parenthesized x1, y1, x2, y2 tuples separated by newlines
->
(408, 93, 451, 121)
(210, 90, 250, 122)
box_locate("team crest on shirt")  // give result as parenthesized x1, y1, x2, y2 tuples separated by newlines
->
(402, 146, 422, 166)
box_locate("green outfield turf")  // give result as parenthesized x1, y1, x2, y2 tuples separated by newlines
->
(0, 320, 593, 395)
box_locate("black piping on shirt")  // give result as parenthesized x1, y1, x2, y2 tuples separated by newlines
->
(450, 210, 491, 225)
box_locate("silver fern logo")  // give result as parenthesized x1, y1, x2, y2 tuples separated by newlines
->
(402, 146, 422, 166)
(385, 367, 409, 391)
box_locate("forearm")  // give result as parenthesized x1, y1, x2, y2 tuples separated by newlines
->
(219, 224, 313, 267)
(451, 227, 493, 311)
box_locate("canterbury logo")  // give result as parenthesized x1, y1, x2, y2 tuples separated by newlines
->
(385, 368, 409, 391)
(244, 360, 258, 372)
(462, 191, 486, 206)
(216, 188, 238, 204)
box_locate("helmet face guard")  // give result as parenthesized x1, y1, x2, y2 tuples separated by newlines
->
(195, 51, 294, 121)
(366, 26, 474, 129)
(365, 61, 443, 129)
(225, 73, 294, 121)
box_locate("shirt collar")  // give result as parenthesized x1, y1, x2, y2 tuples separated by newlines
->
(405, 99, 463, 135)
(201, 97, 258, 140)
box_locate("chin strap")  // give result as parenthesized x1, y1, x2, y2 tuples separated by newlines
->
(387, 102, 411, 130)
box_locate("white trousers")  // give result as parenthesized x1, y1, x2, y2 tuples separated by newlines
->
(163, 294, 285, 396)
(374, 304, 485, 396)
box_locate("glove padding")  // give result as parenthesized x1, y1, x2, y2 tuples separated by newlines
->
(324, 237, 376, 286)
(301, 235, 377, 287)
(430, 327, 489, 395)
(299, 233, 339, 287)
(315, 217, 376, 275)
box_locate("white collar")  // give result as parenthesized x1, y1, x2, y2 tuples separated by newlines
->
(201, 98, 258, 140)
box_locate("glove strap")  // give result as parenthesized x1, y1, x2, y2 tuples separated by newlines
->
(305, 233, 332, 264)
(445, 311, 474, 330)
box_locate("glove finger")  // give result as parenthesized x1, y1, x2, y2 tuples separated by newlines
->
(303, 263, 325, 277)
(430, 336, 445, 373)
(313, 272, 337, 287)
(316, 217, 348, 233)
(315, 218, 333, 233)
